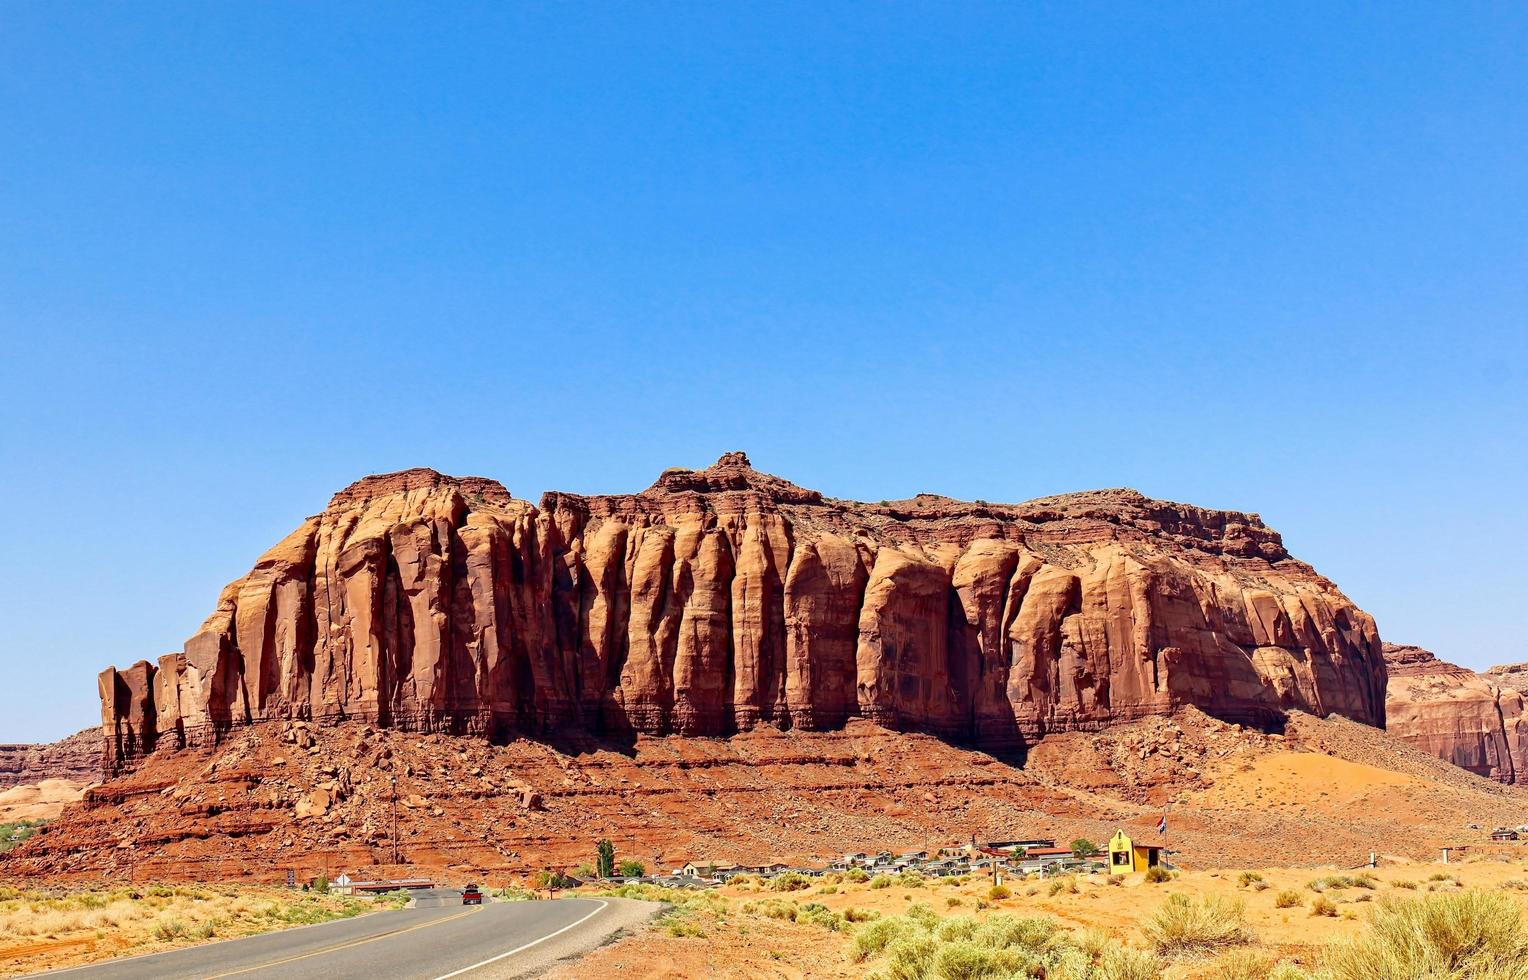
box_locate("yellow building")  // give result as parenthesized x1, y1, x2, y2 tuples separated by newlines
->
(1107, 829, 1163, 874)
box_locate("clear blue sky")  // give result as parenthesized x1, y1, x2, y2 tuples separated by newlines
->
(2, 4, 1524, 742)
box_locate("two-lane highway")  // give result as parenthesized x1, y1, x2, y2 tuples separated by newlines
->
(29, 894, 655, 979)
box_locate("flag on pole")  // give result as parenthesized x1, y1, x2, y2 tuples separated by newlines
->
(1157, 815, 1167, 835)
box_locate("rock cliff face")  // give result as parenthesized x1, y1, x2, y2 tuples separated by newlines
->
(0, 729, 100, 790)
(97, 454, 1386, 771)
(1384, 643, 1528, 783)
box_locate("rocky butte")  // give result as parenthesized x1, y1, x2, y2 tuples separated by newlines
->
(97, 453, 1387, 772)
(1384, 642, 1528, 783)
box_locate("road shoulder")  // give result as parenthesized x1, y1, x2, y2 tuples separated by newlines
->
(466, 898, 662, 979)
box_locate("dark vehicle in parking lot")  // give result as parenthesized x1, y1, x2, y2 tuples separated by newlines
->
(461, 884, 483, 905)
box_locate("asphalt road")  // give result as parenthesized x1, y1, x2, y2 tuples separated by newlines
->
(29, 893, 637, 980)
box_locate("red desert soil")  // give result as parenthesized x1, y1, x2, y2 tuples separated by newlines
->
(8, 708, 1527, 885)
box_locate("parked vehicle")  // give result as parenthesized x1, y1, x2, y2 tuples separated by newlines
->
(461, 883, 483, 905)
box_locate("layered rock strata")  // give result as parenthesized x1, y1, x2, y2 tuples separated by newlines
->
(0, 729, 100, 790)
(98, 453, 1386, 771)
(1384, 643, 1528, 783)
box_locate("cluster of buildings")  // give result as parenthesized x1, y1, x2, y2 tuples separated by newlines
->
(639, 831, 1166, 887)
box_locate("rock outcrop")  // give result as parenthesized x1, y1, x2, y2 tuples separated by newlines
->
(0, 729, 100, 790)
(1384, 643, 1528, 783)
(97, 453, 1386, 771)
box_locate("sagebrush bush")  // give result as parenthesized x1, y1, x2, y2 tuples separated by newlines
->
(1094, 945, 1162, 980)
(988, 884, 1011, 900)
(1238, 871, 1264, 887)
(1311, 896, 1339, 917)
(853, 908, 1161, 979)
(854, 918, 914, 960)
(869, 874, 894, 890)
(1143, 866, 1172, 884)
(1323, 889, 1528, 980)
(770, 872, 810, 892)
(1144, 892, 1252, 957)
(151, 918, 187, 941)
(1214, 949, 1275, 980)
(1275, 889, 1303, 909)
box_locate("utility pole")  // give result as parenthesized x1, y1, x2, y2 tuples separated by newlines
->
(391, 776, 399, 866)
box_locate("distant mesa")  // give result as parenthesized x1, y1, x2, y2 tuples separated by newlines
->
(96, 452, 1386, 772)
(1384, 642, 1528, 783)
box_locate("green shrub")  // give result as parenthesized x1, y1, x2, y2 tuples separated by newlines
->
(1238, 871, 1265, 887)
(854, 918, 915, 960)
(988, 884, 1011, 900)
(869, 873, 894, 890)
(904, 902, 939, 930)
(896, 871, 925, 888)
(930, 941, 1031, 979)
(934, 916, 979, 943)
(882, 933, 939, 980)
(770, 872, 811, 892)
(152, 918, 188, 941)
(617, 859, 646, 877)
(1094, 945, 1162, 980)
(1143, 866, 1172, 884)
(1324, 890, 1528, 979)
(665, 920, 704, 938)
(1144, 892, 1252, 957)
(972, 914, 1058, 952)
(844, 868, 869, 883)
(794, 902, 846, 931)
(1275, 889, 1303, 909)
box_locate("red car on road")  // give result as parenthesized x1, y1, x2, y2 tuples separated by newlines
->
(461, 884, 483, 905)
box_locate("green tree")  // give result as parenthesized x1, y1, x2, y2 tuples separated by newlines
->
(1071, 838, 1099, 858)
(618, 859, 646, 877)
(596, 838, 616, 878)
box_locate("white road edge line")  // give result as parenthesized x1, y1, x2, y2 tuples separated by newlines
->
(428, 900, 611, 980)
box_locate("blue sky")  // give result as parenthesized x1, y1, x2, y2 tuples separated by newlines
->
(2, 3, 1524, 741)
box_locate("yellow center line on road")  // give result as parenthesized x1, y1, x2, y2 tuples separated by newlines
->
(203, 907, 480, 978)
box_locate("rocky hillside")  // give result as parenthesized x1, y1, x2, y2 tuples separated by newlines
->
(97, 453, 1386, 771)
(1384, 642, 1528, 783)
(0, 729, 99, 790)
(11, 709, 1522, 884)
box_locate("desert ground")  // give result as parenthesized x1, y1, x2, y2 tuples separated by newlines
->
(0, 883, 408, 977)
(549, 858, 1528, 979)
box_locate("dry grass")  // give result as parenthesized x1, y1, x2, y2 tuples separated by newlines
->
(1143, 892, 1253, 957)
(1324, 889, 1528, 980)
(0, 883, 402, 975)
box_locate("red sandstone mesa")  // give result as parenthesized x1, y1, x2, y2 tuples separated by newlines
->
(0, 729, 99, 791)
(1384, 642, 1528, 783)
(98, 453, 1387, 770)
